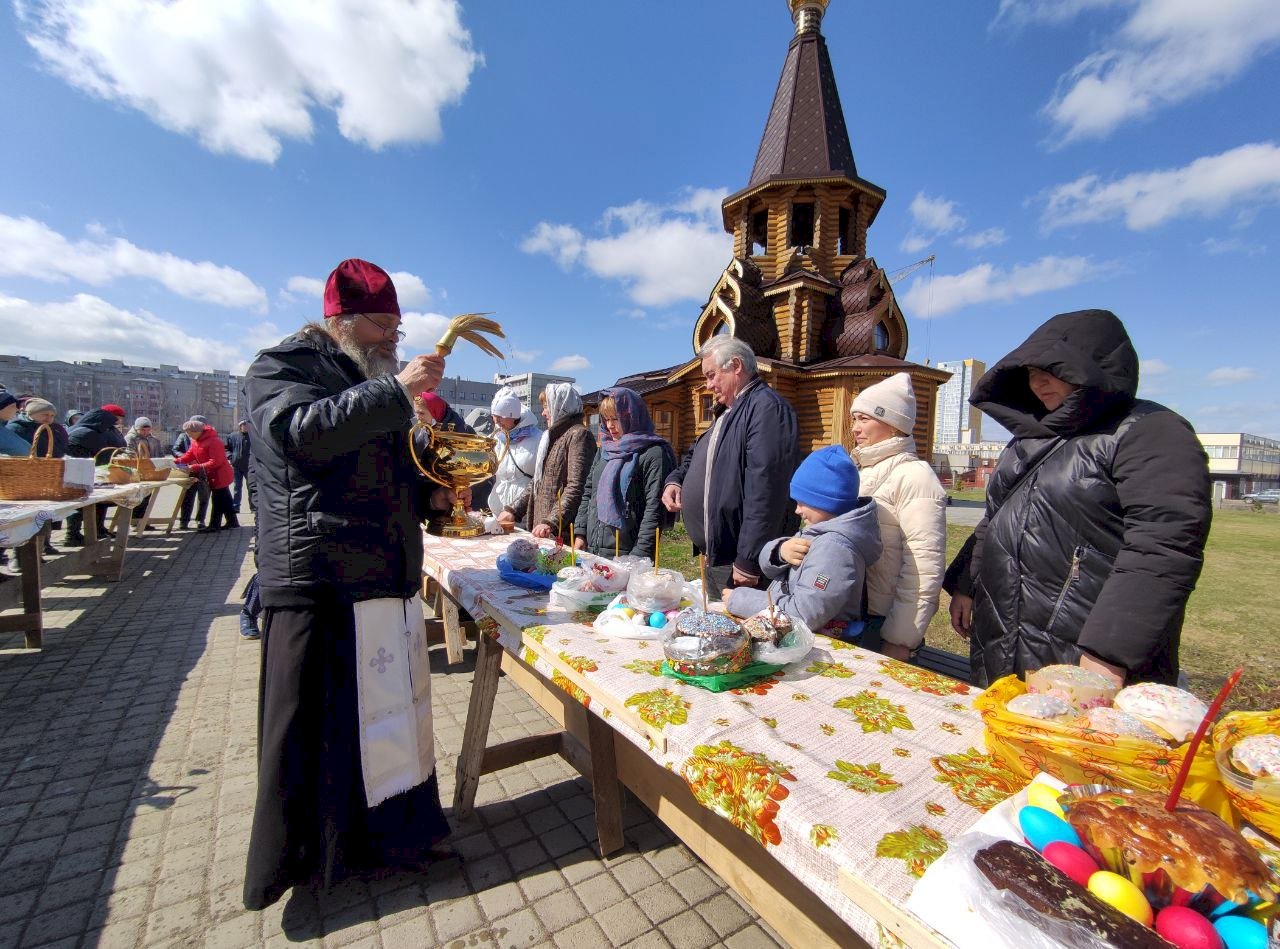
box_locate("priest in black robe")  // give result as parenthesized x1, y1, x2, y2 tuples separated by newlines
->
(242, 259, 461, 910)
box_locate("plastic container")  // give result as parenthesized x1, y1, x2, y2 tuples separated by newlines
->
(1212, 710, 1280, 840)
(1025, 664, 1119, 711)
(627, 568, 686, 613)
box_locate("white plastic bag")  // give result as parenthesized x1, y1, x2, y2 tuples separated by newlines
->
(750, 612, 815, 666)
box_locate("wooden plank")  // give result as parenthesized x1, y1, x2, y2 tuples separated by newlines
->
(838, 868, 949, 949)
(586, 711, 625, 857)
(452, 627, 504, 819)
(479, 731, 563, 776)
(440, 593, 467, 666)
(614, 737, 868, 949)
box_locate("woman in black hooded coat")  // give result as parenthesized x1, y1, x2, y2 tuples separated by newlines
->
(946, 309, 1211, 688)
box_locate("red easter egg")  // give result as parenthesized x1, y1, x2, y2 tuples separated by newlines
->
(1042, 841, 1099, 887)
(1156, 906, 1224, 949)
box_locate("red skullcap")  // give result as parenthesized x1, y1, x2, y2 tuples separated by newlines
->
(323, 258, 400, 318)
(101, 403, 126, 417)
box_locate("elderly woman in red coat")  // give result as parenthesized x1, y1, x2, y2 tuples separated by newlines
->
(175, 419, 239, 532)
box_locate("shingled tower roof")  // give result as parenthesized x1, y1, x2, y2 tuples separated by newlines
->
(748, 0, 858, 188)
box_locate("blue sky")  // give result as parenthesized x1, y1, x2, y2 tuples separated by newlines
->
(1, 0, 1278, 437)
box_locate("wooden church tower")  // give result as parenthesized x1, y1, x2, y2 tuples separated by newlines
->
(588, 0, 950, 457)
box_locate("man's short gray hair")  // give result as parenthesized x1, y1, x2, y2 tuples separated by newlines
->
(699, 336, 758, 376)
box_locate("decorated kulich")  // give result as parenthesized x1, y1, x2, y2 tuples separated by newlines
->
(1112, 683, 1208, 744)
(1025, 664, 1119, 711)
(1064, 788, 1280, 906)
(740, 610, 793, 646)
(974, 840, 1171, 949)
(1230, 734, 1280, 779)
(1006, 692, 1076, 722)
(1083, 706, 1165, 743)
(664, 611, 751, 677)
(505, 538, 539, 572)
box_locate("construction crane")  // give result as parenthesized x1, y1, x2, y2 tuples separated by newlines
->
(888, 254, 935, 283)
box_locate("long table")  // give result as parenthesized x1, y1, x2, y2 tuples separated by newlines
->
(0, 482, 165, 648)
(421, 532, 1025, 947)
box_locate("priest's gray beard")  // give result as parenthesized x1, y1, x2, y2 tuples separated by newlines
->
(307, 318, 401, 379)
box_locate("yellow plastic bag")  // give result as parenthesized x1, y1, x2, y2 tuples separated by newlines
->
(975, 675, 1231, 822)
(1212, 710, 1280, 840)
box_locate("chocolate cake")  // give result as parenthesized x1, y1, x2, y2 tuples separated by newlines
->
(974, 840, 1172, 948)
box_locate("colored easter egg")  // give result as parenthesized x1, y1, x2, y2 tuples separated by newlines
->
(1018, 806, 1082, 852)
(1088, 871, 1153, 926)
(630, 612, 648, 626)
(1042, 841, 1099, 887)
(1213, 916, 1268, 949)
(648, 612, 668, 629)
(616, 607, 635, 618)
(1156, 907, 1224, 949)
(1026, 782, 1066, 819)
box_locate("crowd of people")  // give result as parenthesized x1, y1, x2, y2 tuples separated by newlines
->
(0, 393, 254, 562)
(2, 259, 1214, 911)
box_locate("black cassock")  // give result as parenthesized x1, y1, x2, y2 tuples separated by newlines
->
(241, 328, 452, 911)
(243, 594, 449, 910)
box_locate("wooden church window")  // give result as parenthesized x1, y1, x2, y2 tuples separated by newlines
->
(700, 394, 715, 422)
(873, 321, 890, 351)
(838, 206, 852, 255)
(750, 210, 769, 256)
(789, 202, 814, 248)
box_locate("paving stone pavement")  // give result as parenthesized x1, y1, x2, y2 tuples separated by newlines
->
(0, 521, 786, 948)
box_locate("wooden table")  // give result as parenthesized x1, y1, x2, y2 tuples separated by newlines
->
(421, 532, 1006, 948)
(117, 476, 195, 536)
(0, 482, 164, 648)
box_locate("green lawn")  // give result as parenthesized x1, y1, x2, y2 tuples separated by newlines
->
(662, 511, 1280, 712)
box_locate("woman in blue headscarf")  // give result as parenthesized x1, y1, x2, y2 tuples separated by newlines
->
(573, 387, 676, 560)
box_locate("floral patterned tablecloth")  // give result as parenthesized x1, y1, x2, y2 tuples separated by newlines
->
(422, 532, 1025, 946)
(0, 482, 157, 548)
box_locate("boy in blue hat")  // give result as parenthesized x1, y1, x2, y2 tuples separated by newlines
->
(724, 445, 883, 639)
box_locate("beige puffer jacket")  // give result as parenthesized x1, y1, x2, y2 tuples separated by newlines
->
(850, 436, 947, 649)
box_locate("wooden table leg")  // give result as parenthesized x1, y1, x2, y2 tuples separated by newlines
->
(88, 507, 131, 580)
(440, 593, 467, 666)
(12, 538, 42, 649)
(453, 628, 503, 818)
(166, 483, 193, 535)
(586, 711, 625, 857)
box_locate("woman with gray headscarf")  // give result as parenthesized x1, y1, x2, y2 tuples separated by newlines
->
(498, 383, 595, 540)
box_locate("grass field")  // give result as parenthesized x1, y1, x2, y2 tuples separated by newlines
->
(661, 511, 1280, 711)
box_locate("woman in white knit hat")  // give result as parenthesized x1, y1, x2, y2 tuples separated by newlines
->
(847, 372, 947, 660)
(487, 386, 541, 517)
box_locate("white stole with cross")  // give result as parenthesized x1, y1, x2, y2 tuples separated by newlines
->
(352, 595, 435, 807)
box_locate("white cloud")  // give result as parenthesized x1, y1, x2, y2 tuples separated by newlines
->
(0, 292, 243, 371)
(1140, 358, 1172, 376)
(900, 192, 966, 252)
(0, 214, 266, 310)
(1206, 366, 1257, 386)
(956, 227, 1008, 249)
(550, 354, 591, 372)
(399, 311, 452, 353)
(521, 188, 731, 307)
(16, 0, 481, 163)
(901, 255, 1108, 317)
(285, 276, 325, 297)
(1042, 142, 1280, 231)
(283, 269, 431, 308)
(1202, 236, 1268, 256)
(507, 347, 541, 363)
(992, 0, 1123, 29)
(1191, 400, 1280, 438)
(1034, 0, 1280, 143)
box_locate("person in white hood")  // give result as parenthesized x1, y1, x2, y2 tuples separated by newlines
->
(848, 373, 947, 660)
(488, 387, 540, 514)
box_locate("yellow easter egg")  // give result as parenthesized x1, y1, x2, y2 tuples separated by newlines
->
(1027, 782, 1066, 819)
(1087, 871, 1153, 926)
(618, 608, 635, 618)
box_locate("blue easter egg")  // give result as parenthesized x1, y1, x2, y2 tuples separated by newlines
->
(648, 612, 668, 629)
(1018, 805, 1082, 852)
(1214, 915, 1267, 949)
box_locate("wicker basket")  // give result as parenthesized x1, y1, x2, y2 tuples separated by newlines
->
(104, 448, 138, 485)
(0, 424, 93, 502)
(110, 441, 169, 482)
